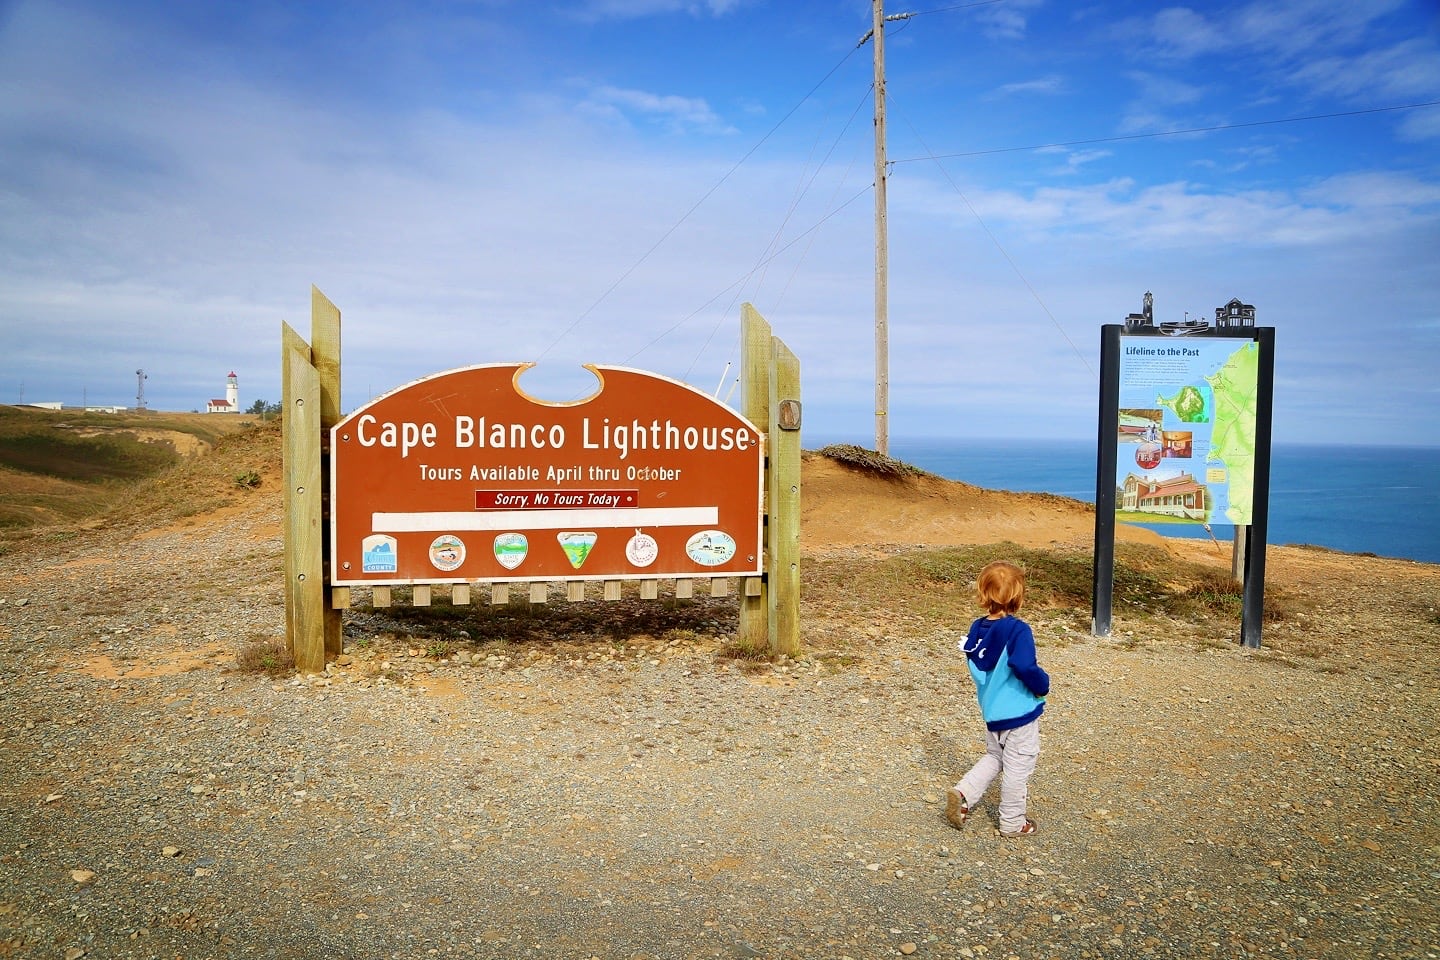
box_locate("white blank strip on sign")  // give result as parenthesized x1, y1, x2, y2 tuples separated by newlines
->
(371, 506, 719, 533)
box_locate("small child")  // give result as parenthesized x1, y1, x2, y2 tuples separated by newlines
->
(946, 560, 1050, 837)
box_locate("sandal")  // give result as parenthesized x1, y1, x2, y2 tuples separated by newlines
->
(998, 818, 1037, 838)
(945, 788, 969, 829)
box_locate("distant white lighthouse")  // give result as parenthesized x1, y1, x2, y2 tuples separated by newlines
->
(206, 372, 240, 414)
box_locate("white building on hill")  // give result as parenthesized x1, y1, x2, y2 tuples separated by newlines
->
(206, 372, 240, 413)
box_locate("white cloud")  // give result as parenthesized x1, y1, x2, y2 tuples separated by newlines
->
(989, 76, 1066, 99)
(1399, 106, 1440, 141)
(1298, 170, 1440, 210)
(1288, 37, 1440, 105)
(1232, 0, 1409, 62)
(1149, 7, 1225, 59)
(570, 0, 751, 21)
(581, 84, 736, 134)
(971, 0, 1043, 41)
(1118, 71, 1209, 133)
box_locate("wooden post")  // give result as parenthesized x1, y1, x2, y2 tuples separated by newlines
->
(282, 323, 325, 673)
(768, 335, 801, 657)
(311, 287, 343, 657)
(1231, 525, 1248, 583)
(739, 305, 773, 653)
(739, 303, 801, 656)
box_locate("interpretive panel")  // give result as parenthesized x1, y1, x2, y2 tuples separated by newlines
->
(329, 364, 764, 585)
(1115, 335, 1259, 526)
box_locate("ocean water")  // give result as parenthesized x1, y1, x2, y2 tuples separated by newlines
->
(822, 437, 1440, 566)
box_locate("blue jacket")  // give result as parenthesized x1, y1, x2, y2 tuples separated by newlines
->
(961, 615, 1050, 731)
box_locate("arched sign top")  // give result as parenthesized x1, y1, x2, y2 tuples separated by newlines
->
(341, 362, 754, 418)
(330, 362, 764, 586)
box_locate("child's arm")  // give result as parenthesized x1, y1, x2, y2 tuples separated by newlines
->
(1008, 622, 1051, 698)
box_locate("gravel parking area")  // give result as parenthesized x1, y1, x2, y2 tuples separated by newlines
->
(2, 491, 1438, 960)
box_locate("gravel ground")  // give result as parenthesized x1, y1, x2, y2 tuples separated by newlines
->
(2, 495, 1438, 960)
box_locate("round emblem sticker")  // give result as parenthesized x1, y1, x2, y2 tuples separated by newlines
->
(429, 535, 466, 572)
(493, 533, 528, 570)
(626, 529, 659, 568)
(685, 530, 736, 567)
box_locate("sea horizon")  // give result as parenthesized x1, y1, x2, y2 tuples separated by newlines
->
(805, 434, 1440, 566)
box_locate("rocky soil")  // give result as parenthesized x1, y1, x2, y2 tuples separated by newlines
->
(2, 458, 1438, 960)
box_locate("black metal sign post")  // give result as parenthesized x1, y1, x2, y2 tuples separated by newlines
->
(1091, 325, 1121, 637)
(1092, 314, 1275, 647)
(1238, 325, 1276, 648)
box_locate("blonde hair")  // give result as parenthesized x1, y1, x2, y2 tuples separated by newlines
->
(976, 560, 1025, 615)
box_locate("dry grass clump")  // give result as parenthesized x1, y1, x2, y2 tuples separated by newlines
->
(235, 637, 295, 676)
(815, 444, 927, 478)
(801, 541, 1310, 637)
(716, 639, 776, 672)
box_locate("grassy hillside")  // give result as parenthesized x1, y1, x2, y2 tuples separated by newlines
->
(0, 404, 1316, 649)
(0, 405, 270, 547)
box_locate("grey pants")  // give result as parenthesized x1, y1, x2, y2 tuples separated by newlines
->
(955, 718, 1040, 833)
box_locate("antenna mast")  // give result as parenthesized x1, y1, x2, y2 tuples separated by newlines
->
(135, 369, 148, 410)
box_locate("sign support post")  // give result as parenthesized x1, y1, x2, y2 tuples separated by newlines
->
(740, 304, 801, 657)
(282, 323, 324, 672)
(310, 287, 344, 657)
(1091, 325, 1121, 637)
(1239, 325, 1276, 648)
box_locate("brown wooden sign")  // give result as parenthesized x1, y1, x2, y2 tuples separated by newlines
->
(329, 363, 764, 585)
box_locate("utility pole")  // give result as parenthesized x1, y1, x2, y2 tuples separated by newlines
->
(872, 0, 890, 455)
(863, 1, 911, 455)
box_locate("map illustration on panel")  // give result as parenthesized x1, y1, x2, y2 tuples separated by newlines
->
(1116, 337, 1259, 526)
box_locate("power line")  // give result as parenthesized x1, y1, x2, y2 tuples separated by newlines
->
(891, 100, 1440, 165)
(906, 0, 1006, 15)
(537, 42, 865, 363)
(679, 85, 873, 383)
(889, 92, 1095, 378)
(624, 185, 873, 366)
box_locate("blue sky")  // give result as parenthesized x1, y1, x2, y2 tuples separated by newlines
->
(2, 0, 1437, 446)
